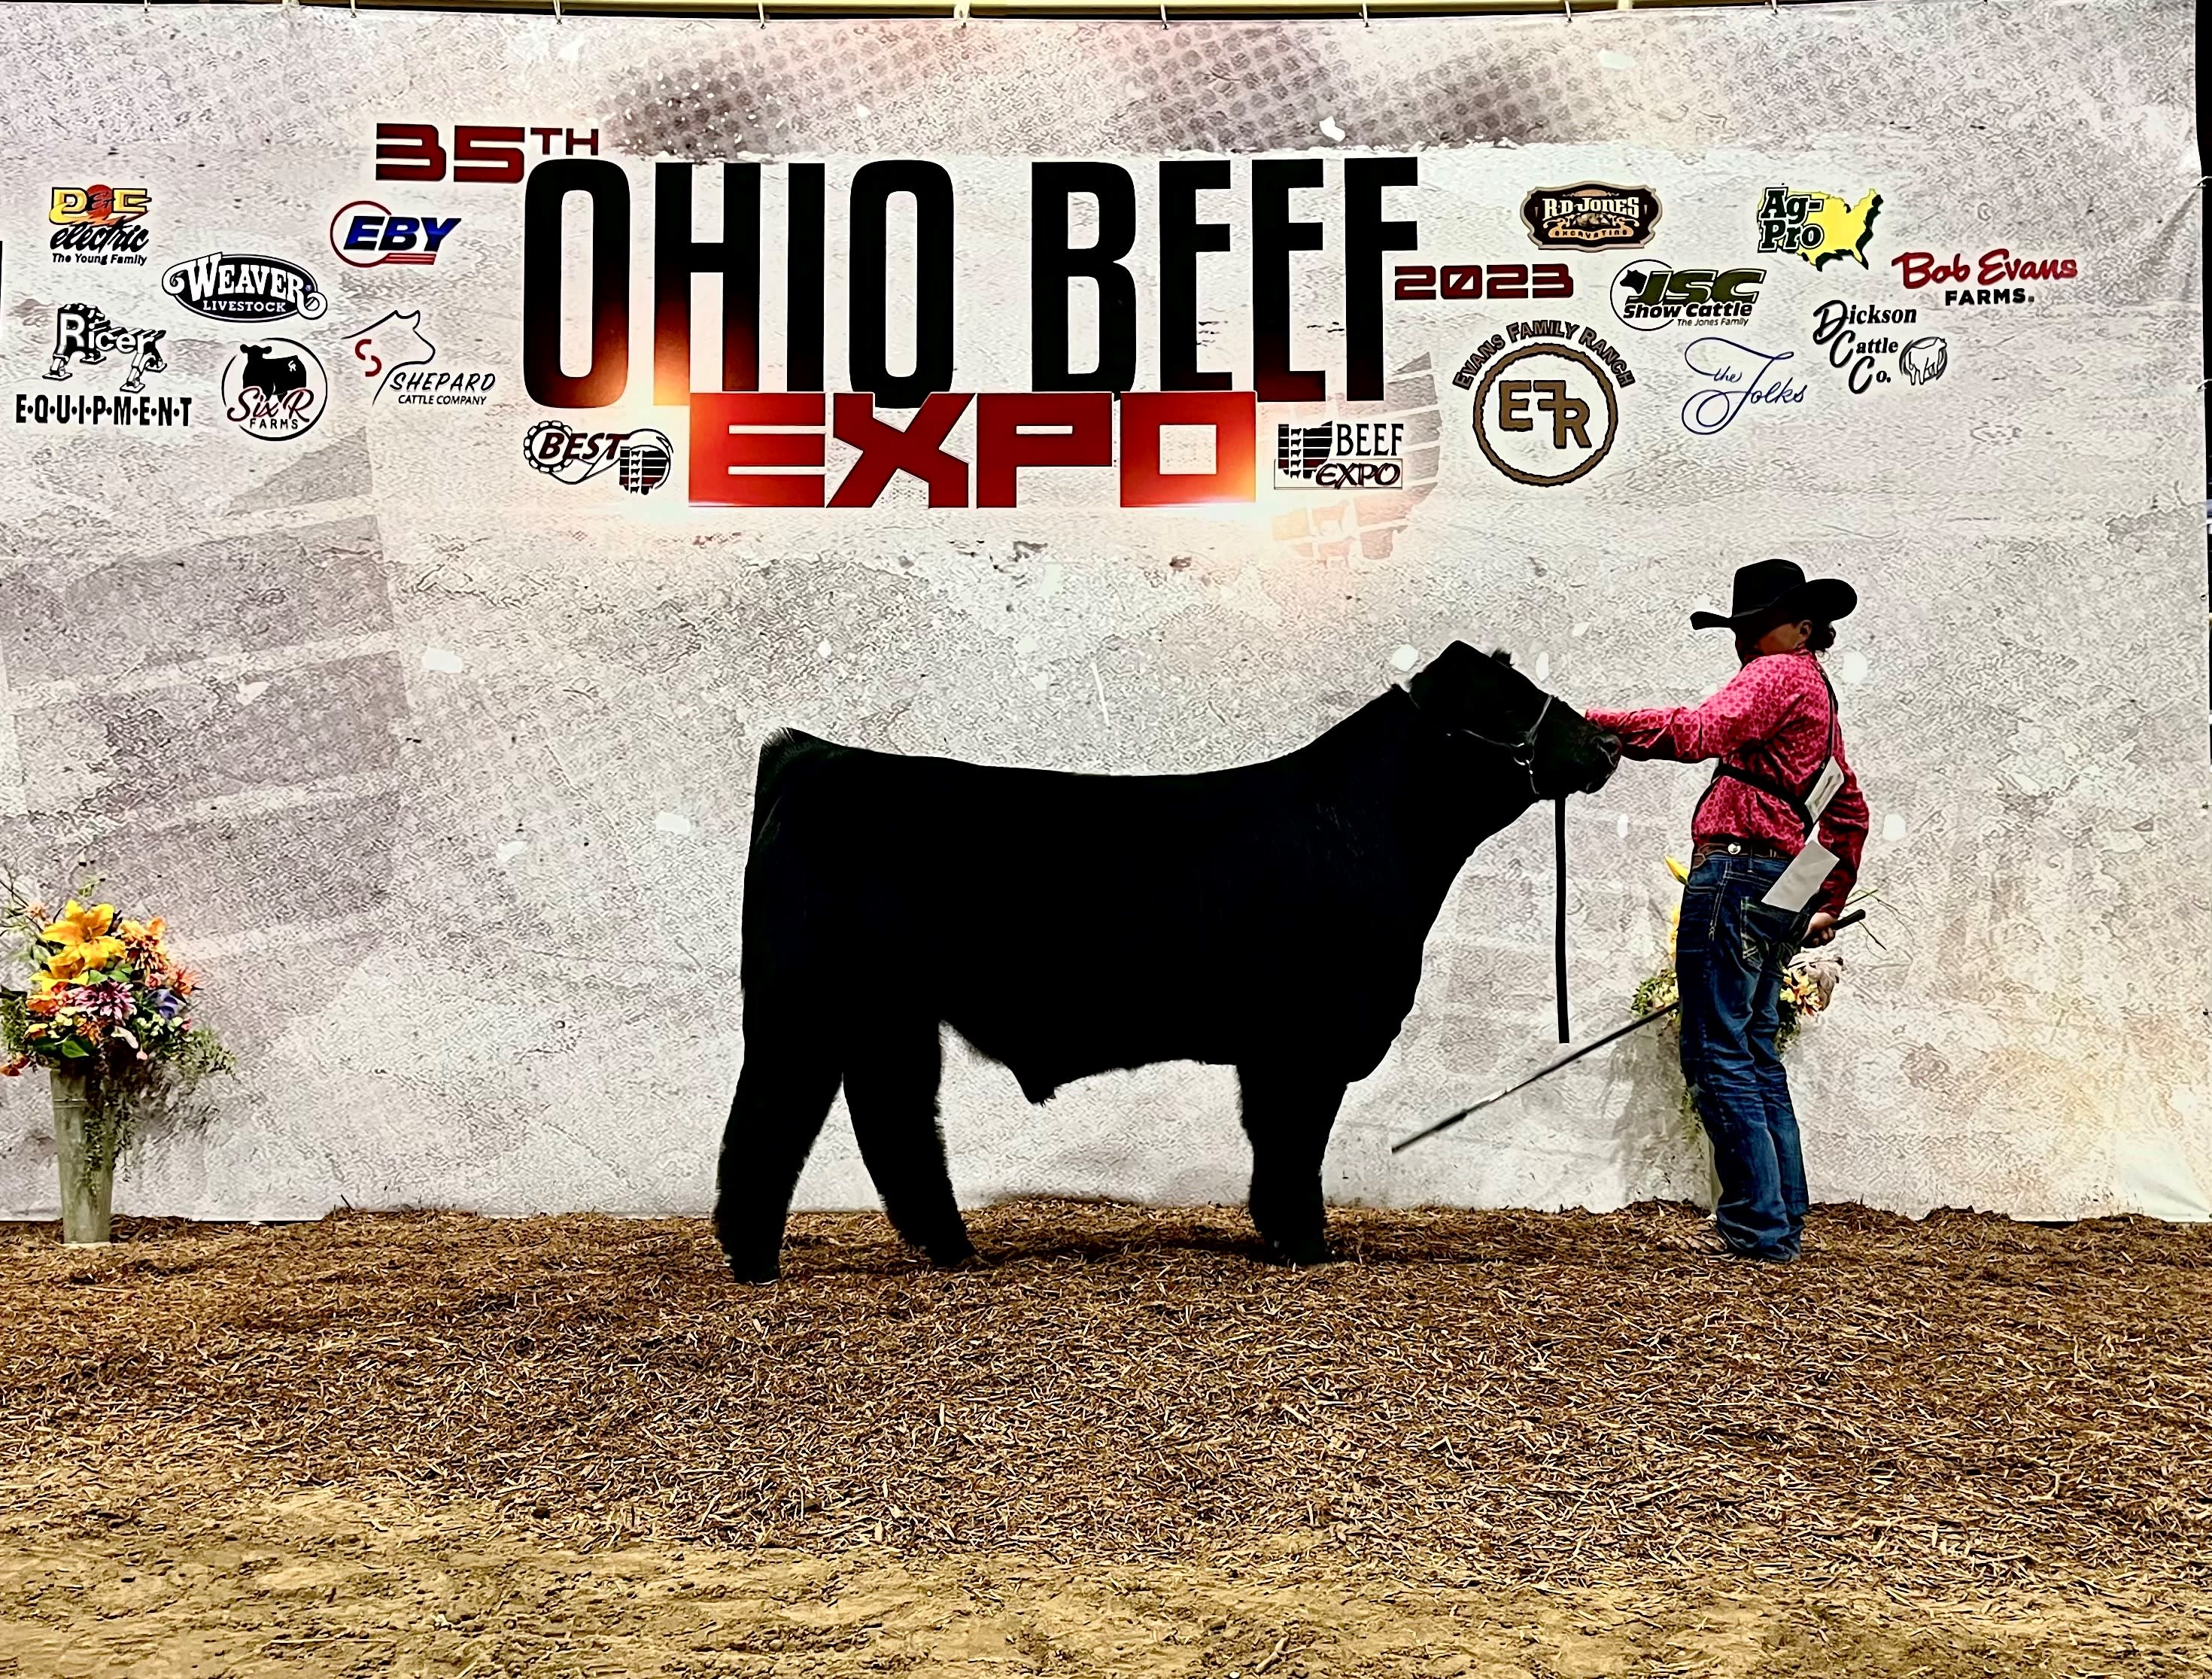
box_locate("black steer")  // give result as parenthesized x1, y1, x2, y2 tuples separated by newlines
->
(714, 641, 1621, 1282)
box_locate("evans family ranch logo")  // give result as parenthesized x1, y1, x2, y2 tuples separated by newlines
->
(162, 252, 328, 323)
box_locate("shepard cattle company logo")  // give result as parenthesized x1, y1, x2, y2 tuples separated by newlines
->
(1612, 263, 1765, 332)
(524, 421, 673, 494)
(1755, 187, 1882, 269)
(44, 305, 166, 393)
(1890, 247, 2080, 307)
(346, 311, 498, 406)
(1809, 303, 1948, 394)
(330, 201, 460, 269)
(1453, 321, 1634, 488)
(221, 339, 328, 441)
(1520, 183, 1661, 251)
(1273, 421, 1405, 490)
(49, 185, 150, 266)
(162, 252, 328, 323)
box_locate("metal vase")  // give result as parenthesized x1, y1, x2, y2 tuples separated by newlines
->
(50, 1066, 113, 1246)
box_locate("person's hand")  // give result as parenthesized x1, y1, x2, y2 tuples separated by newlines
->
(1803, 911, 1838, 947)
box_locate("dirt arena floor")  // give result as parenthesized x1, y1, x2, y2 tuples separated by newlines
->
(4, 1198, 2209, 1677)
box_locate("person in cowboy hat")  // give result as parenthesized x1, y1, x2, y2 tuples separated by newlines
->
(1585, 558, 1870, 1263)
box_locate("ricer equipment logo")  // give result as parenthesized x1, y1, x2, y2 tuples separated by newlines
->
(1272, 422, 1406, 490)
(1755, 187, 1882, 269)
(330, 202, 460, 269)
(1519, 184, 1661, 251)
(524, 422, 673, 494)
(221, 339, 328, 441)
(49, 185, 150, 265)
(44, 305, 166, 394)
(1454, 321, 1633, 488)
(162, 252, 328, 323)
(1611, 263, 1765, 332)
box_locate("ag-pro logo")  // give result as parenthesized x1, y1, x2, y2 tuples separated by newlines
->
(330, 201, 459, 269)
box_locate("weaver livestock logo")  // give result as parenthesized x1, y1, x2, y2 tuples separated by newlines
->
(1890, 248, 2080, 307)
(1809, 303, 1948, 394)
(49, 185, 150, 266)
(524, 421, 673, 493)
(221, 339, 327, 441)
(1611, 263, 1765, 332)
(330, 202, 460, 269)
(1755, 187, 1882, 269)
(1273, 422, 1405, 489)
(43, 305, 166, 394)
(1520, 184, 1661, 251)
(163, 252, 328, 322)
(1453, 321, 1633, 488)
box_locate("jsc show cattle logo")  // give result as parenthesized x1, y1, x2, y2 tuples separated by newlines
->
(220, 339, 328, 441)
(1452, 320, 1635, 488)
(1755, 187, 1882, 269)
(330, 201, 460, 268)
(1520, 183, 1661, 251)
(1611, 263, 1765, 332)
(1273, 422, 1405, 490)
(524, 422, 673, 494)
(44, 305, 166, 393)
(50, 185, 150, 266)
(162, 252, 328, 323)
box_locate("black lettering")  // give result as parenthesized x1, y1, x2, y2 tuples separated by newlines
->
(786, 163, 825, 392)
(849, 161, 956, 409)
(1159, 160, 1232, 391)
(1343, 157, 1417, 401)
(1252, 158, 1326, 403)
(655, 162, 758, 404)
(523, 159, 631, 408)
(1031, 163, 1138, 392)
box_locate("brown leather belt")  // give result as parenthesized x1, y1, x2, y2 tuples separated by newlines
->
(1691, 836, 1796, 868)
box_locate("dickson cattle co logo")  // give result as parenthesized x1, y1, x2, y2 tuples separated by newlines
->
(162, 252, 328, 323)
(221, 339, 328, 441)
(44, 305, 166, 394)
(1755, 187, 1882, 269)
(347, 311, 498, 406)
(330, 201, 460, 269)
(524, 421, 673, 494)
(1612, 263, 1765, 333)
(1453, 321, 1635, 488)
(1809, 303, 1948, 394)
(1891, 247, 2080, 308)
(1519, 184, 1661, 251)
(1273, 421, 1405, 490)
(50, 185, 150, 266)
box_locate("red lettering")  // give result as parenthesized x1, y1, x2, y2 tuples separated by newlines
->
(1393, 265, 1435, 300)
(1118, 391, 1255, 508)
(828, 393, 973, 508)
(690, 392, 825, 506)
(1891, 250, 1967, 290)
(974, 394, 1113, 508)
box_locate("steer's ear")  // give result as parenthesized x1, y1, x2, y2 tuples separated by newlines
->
(1489, 648, 1514, 667)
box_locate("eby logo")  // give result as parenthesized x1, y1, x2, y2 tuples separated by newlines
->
(330, 201, 459, 269)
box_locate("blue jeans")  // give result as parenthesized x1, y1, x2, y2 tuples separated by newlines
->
(1676, 855, 1814, 1261)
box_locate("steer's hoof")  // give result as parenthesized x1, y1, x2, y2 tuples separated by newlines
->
(927, 1243, 982, 1272)
(1262, 1237, 1339, 1269)
(723, 1253, 782, 1286)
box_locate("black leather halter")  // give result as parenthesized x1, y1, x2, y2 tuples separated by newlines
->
(1402, 686, 1555, 801)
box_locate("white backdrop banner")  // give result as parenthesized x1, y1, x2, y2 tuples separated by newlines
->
(0, 0, 2203, 1221)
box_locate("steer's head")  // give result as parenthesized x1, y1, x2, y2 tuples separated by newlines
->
(1408, 641, 1621, 799)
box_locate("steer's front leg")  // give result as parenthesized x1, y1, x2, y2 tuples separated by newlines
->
(1236, 1063, 1349, 1266)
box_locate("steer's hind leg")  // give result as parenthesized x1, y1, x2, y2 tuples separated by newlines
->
(846, 1017, 975, 1268)
(714, 1010, 842, 1285)
(1238, 1063, 1349, 1266)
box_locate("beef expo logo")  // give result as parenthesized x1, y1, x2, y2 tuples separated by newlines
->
(49, 184, 150, 266)
(1519, 184, 1661, 251)
(1452, 321, 1634, 488)
(220, 340, 328, 441)
(163, 252, 328, 322)
(1891, 247, 2079, 306)
(1273, 422, 1404, 489)
(44, 305, 166, 393)
(1611, 263, 1764, 332)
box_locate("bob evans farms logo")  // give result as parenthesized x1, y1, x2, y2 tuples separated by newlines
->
(1520, 184, 1661, 251)
(1891, 248, 2080, 306)
(50, 185, 150, 265)
(163, 253, 328, 322)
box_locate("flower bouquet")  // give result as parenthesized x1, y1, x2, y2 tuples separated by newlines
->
(2, 878, 233, 1243)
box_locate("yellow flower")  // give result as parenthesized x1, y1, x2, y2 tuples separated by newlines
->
(1665, 856, 1690, 884)
(44, 900, 116, 946)
(47, 935, 125, 980)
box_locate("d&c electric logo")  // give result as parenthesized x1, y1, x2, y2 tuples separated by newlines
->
(330, 202, 460, 268)
(50, 185, 150, 266)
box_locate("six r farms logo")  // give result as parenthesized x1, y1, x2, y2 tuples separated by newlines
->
(221, 340, 328, 441)
(162, 251, 328, 323)
(347, 311, 498, 406)
(1453, 321, 1634, 488)
(1755, 187, 1882, 269)
(50, 185, 150, 266)
(330, 202, 459, 268)
(1891, 247, 2080, 307)
(525, 421, 673, 494)
(44, 304, 166, 394)
(1611, 263, 1764, 332)
(1273, 421, 1405, 490)
(1519, 184, 1661, 251)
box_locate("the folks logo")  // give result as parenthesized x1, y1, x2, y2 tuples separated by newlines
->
(524, 421, 673, 494)
(330, 201, 460, 268)
(1611, 263, 1764, 332)
(44, 305, 166, 394)
(347, 310, 498, 407)
(162, 251, 328, 322)
(49, 185, 151, 265)
(1453, 321, 1634, 488)
(221, 339, 328, 441)
(1755, 187, 1882, 269)
(1519, 183, 1661, 251)
(1890, 247, 2080, 307)
(1273, 422, 1405, 490)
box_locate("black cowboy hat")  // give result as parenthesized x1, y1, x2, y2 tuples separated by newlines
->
(1690, 558, 1858, 632)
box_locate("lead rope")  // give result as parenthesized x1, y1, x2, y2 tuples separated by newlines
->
(1554, 798, 1570, 1043)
